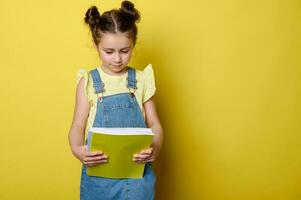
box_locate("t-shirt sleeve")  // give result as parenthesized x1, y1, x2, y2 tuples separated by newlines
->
(142, 63, 156, 103)
(75, 69, 91, 102)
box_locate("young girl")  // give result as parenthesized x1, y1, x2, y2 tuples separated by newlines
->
(68, 1, 163, 199)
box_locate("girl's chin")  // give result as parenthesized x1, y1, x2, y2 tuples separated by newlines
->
(111, 66, 127, 71)
(107, 66, 128, 74)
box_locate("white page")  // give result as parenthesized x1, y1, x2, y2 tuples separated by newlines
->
(88, 127, 154, 135)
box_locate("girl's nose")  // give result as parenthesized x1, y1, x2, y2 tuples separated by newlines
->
(114, 53, 121, 63)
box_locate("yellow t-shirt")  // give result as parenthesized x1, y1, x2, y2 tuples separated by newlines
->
(75, 63, 156, 135)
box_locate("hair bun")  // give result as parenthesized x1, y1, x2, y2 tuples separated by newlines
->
(120, 1, 140, 22)
(85, 6, 101, 27)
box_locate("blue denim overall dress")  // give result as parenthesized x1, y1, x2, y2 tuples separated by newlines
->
(80, 67, 156, 200)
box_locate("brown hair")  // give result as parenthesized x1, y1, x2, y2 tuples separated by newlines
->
(84, 1, 140, 46)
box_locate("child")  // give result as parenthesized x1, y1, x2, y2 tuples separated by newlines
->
(68, 1, 163, 199)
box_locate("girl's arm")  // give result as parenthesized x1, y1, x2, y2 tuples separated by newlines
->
(68, 77, 108, 166)
(133, 97, 163, 163)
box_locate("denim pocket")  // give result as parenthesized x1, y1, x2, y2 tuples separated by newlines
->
(103, 101, 136, 127)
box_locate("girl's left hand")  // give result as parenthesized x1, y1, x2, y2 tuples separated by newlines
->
(133, 147, 155, 163)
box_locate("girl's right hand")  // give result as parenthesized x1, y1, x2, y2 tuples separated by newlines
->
(73, 145, 108, 167)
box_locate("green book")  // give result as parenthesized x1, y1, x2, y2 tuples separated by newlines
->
(86, 127, 154, 179)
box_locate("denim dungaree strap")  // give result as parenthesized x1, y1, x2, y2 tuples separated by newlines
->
(127, 68, 137, 89)
(90, 68, 105, 101)
(90, 68, 105, 93)
(80, 66, 156, 200)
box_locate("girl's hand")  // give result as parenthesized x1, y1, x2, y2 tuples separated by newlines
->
(72, 145, 108, 167)
(132, 147, 156, 163)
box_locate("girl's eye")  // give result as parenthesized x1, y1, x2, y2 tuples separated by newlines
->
(121, 51, 129, 54)
(105, 51, 113, 54)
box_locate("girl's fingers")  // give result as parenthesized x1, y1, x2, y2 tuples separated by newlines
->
(134, 156, 155, 163)
(133, 153, 151, 160)
(133, 154, 154, 162)
(83, 146, 104, 156)
(145, 157, 155, 162)
(84, 155, 108, 162)
(84, 159, 107, 166)
(83, 154, 108, 165)
(140, 148, 153, 155)
(83, 150, 104, 157)
(80, 145, 108, 164)
(87, 151, 104, 157)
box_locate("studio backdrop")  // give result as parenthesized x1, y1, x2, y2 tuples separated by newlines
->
(0, 0, 300, 199)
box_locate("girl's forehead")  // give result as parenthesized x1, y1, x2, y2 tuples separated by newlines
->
(99, 32, 132, 49)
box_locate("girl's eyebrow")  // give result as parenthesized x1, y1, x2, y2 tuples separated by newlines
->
(103, 47, 131, 51)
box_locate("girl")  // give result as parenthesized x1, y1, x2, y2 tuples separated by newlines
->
(68, 1, 163, 200)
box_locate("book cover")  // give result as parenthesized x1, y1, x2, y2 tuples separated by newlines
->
(86, 127, 154, 179)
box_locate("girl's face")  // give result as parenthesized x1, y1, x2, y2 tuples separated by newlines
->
(95, 32, 133, 75)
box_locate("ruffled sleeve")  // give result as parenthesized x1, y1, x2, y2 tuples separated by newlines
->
(75, 69, 91, 102)
(142, 63, 156, 103)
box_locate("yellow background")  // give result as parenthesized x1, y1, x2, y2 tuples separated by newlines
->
(0, 0, 300, 199)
